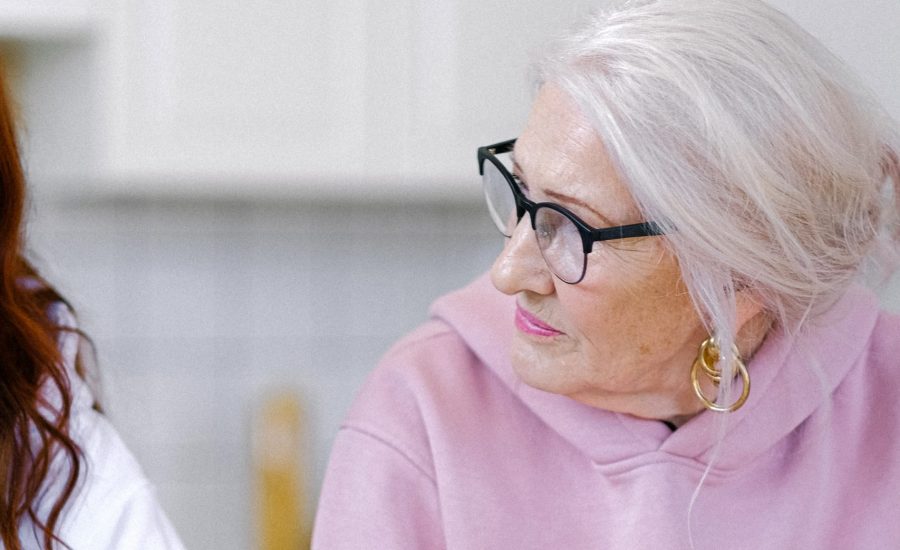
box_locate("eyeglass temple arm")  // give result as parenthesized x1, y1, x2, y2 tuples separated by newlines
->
(478, 139, 517, 160)
(591, 221, 664, 242)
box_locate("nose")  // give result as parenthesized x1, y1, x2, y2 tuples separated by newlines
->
(490, 216, 555, 296)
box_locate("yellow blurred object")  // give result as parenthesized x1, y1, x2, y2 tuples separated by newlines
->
(254, 392, 310, 550)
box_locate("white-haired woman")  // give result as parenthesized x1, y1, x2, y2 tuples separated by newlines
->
(313, 1, 900, 548)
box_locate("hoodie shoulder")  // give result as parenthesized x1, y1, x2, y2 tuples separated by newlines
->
(340, 317, 483, 476)
(340, 275, 517, 479)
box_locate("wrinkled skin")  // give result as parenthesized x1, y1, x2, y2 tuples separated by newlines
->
(490, 85, 766, 425)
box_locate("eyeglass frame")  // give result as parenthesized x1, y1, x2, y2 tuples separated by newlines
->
(477, 138, 664, 284)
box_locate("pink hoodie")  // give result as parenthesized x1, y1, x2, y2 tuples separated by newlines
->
(313, 273, 900, 549)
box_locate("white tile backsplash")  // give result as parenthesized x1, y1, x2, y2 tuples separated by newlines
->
(27, 195, 499, 550)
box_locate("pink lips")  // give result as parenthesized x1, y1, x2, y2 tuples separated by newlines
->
(515, 304, 563, 337)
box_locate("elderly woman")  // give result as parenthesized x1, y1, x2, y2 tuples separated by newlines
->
(313, 1, 900, 548)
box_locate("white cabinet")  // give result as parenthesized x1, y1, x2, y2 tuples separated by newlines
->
(0, 1, 100, 192)
(98, 1, 599, 200)
(6, 1, 897, 200)
(0, 2, 94, 38)
(4, 1, 599, 200)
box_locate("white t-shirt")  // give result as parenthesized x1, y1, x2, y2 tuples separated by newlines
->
(19, 304, 185, 549)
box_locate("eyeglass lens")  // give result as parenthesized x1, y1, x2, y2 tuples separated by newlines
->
(482, 159, 518, 237)
(481, 156, 587, 284)
(533, 208, 586, 283)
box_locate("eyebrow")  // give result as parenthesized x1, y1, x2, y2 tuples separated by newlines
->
(511, 159, 615, 227)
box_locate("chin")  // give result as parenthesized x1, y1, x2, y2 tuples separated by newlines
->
(509, 340, 582, 397)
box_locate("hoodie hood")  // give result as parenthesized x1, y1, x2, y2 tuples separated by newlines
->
(430, 272, 882, 476)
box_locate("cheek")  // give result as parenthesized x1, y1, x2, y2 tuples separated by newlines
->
(554, 286, 633, 352)
(557, 255, 655, 332)
(556, 253, 699, 353)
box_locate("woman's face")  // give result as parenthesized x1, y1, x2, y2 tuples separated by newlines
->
(490, 85, 710, 421)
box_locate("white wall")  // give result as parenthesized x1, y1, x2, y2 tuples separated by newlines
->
(29, 198, 500, 549)
(772, 0, 900, 118)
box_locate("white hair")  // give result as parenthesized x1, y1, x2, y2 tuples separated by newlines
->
(537, 0, 900, 409)
(534, 2, 900, 545)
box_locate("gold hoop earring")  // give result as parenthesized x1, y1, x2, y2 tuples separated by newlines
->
(690, 337, 750, 413)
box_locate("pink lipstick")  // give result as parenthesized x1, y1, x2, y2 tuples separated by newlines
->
(515, 304, 563, 337)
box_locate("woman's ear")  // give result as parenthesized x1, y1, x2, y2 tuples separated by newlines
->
(735, 286, 766, 327)
(735, 288, 772, 353)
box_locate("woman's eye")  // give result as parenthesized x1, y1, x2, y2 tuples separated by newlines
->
(535, 220, 557, 240)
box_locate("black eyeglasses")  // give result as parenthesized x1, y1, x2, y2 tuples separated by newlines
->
(477, 138, 663, 284)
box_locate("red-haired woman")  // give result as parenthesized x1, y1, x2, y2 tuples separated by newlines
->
(0, 72, 184, 548)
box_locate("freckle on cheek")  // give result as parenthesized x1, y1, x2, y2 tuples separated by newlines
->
(638, 343, 651, 356)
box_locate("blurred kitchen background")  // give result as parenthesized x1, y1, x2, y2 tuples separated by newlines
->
(2, 1, 898, 549)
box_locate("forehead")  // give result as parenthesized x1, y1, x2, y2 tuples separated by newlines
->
(518, 85, 597, 157)
(514, 85, 638, 222)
